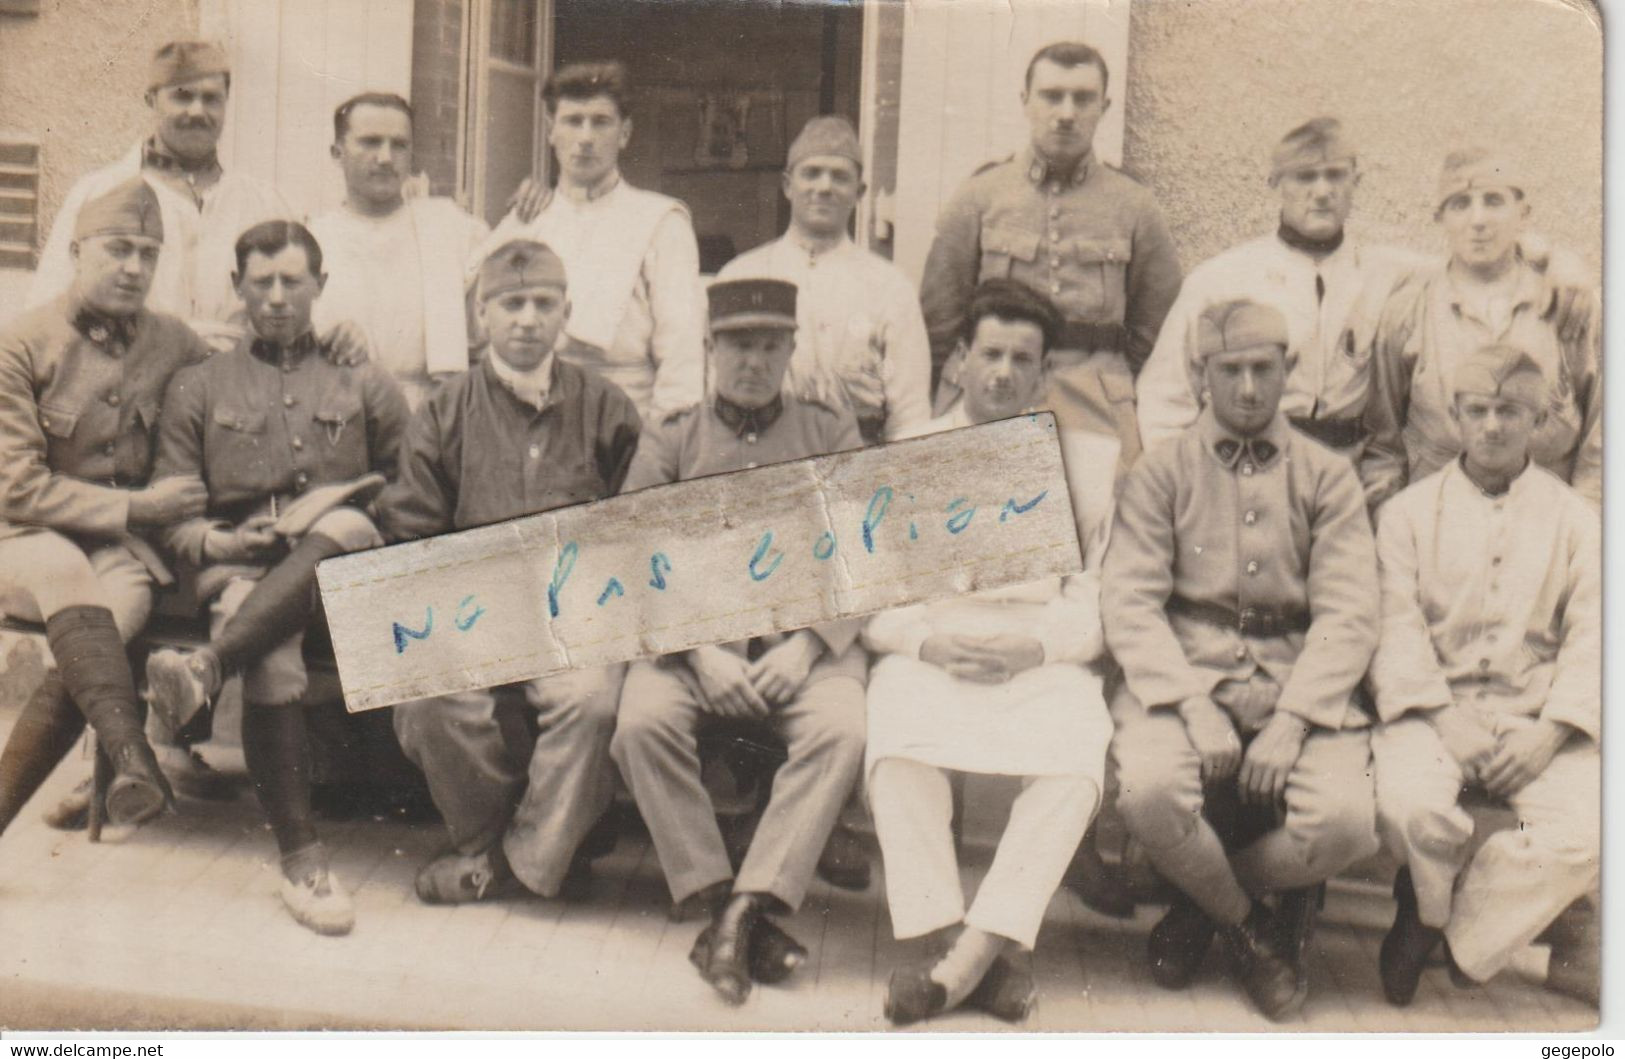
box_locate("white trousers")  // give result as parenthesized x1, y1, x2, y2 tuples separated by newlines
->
(870, 757, 1099, 950)
(1373, 716, 1599, 982)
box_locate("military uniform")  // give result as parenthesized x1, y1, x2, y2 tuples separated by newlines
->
(920, 148, 1182, 476)
(384, 352, 643, 899)
(613, 391, 869, 911)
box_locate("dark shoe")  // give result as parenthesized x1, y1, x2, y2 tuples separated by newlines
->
(414, 845, 522, 905)
(748, 916, 807, 984)
(964, 953, 1036, 1022)
(1274, 884, 1323, 969)
(815, 823, 872, 891)
(43, 776, 95, 831)
(104, 741, 173, 826)
(1379, 867, 1443, 1006)
(556, 847, 597, 904)
(145, 648, 222, 735)
(690, 892, 762, 1005)
(1148, 894, 1215, 990)
(1224, 902, 1306, 1022)
(1063, 829, 1138, 919)
(883, 963, 949, 1026)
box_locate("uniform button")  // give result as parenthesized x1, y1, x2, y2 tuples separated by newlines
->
(1479, 658, 1491, 670)
(745, 432, 758, 444)
(1486, 633, 1497, 644)
(1246, 560, 1259, 575)
(1244, 510, 1257, 525)
(1050, 283, 1060, 294)
(1241, 463, 1254, 476)
(528, 444, 541, 459)
(1049, 258, 1061, 269)
(1491, 556, 1501, 566)
(1049, 230, 1060, 242)
(1234, 645, 1248, 661)
(283, 395, 295, 408)
(106, 393, 121, 407)
(282, 363, 294, 373)
(103, 442, 116, 456)
(1049, 206, 1059, 219)
(290, 436, 304, 451)
(295, 472, 309, 489)
(1489, 582, 1500, 593)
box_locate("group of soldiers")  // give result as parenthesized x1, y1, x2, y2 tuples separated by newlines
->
(0, 36, 1600, 1025)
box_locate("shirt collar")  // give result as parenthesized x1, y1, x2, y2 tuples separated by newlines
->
(70, 300, 139, 352)
(249, 329, 319, 368)
(1276, 217, 1346, 257)
(559, 169, 622, 205)
(1451, 452, 1534, 499)
(1023, 146, 1093, 188)
(486, 349, 557, 411)
(1444, 253, 1548, 315)
(141, 135, 222, 178)
(712, 392, 784, 437)
(1198, 407, 1289, 470)
(783, 230, 853, 265)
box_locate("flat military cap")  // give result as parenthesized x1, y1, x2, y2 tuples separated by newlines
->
(477, 239, 568, 301)
(148, 40, 230, 93)
(1195, 298, 1289, 359)
(74, 177, 164, 242)
(1436, 146, 1527, 209)
(1270, 117, 1355, 183)
(787, 115, 862, 172)
(1453, 343, 1547, 410)
(708, 279, 797, 332)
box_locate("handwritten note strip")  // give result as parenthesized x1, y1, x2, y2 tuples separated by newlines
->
(317, 413, 1082, 711)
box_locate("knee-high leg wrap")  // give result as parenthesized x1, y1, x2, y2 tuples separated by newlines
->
(241, 700, 318, 857)
(45, 605, 145, 753)
(214, 532, 346, 675)
(0, 672, 81, 834)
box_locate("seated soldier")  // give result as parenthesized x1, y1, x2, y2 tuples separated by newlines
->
(382, 240, 641, 907)
(143, 220, 408, 936)
(866, 280, 1114, 1025)
(0, 178, 209, 838)
(612, 279, 867, 1006)
(1370, 344, 1599, 1007)
(1103, 298, 1380, 1022)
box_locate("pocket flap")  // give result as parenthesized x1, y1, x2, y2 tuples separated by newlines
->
(1070, 236, 1133, 265)
(313, 389, 364, 425)
(981, 224, 1041, 261)
(212, 405, 267, 433)
(38, 404, 80, 439)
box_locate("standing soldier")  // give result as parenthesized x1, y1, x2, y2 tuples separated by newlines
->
(718, 115, 931, 444)
(0, 179, 208, 840)
(495, 62, 706, 421)
(1136, 119, 1425, 454)
(309, 93, 491, 410)
(142, 221, 408, 936)
(1103, 299, 1380, 1022)
(612, 279, 868, 1007)
(1361, 148, 1601, 511)
(383, 240, 642, 910)
(919, 40, 1182, 478)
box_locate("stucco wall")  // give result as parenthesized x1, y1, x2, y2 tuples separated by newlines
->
(0, 0, 201, 245)
(1122, 0, 1602, 275)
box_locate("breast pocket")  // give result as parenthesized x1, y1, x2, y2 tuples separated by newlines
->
(1068, 236, 1131, 319)
(210, 404, 268, 464)
(38, 404, 82, 441)
(312, 390, 369, 471)
(979, 224, 1040, 280)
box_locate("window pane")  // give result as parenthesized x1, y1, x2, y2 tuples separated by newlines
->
(490, 0, 537, 66)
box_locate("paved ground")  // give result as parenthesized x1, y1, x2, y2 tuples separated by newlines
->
(0, 717, 1594, 1033)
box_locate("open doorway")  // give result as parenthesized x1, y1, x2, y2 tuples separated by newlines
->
(550, 0, 863, 273)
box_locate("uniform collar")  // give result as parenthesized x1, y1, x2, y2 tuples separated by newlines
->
(713, 392, 784, 437)
(783, 230, 853, 265)
(1198, 407, 1289, 470)
(1444, 253, 1548, 316)
(70, 299, 140, 352)
(1023, 146, 1093, 188)
(1451, 453, 1534, 499)
(486, 349, 557, 411)
(142, 135, 222, 178)
(559, 169, 622, 205)
(249, 329, 318, 368)
(1276, 218, 1345, 257)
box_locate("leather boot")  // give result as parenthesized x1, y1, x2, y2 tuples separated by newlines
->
(1148, 892, 1216, 989)
(1224, 901, 1305, 1021)
(748, 917, 808, 985)
(690, 891, 764, 1005)
(1379, 867, 1442, 1006)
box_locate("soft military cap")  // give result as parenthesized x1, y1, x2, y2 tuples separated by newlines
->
(1453, 343, 1547, 411)
(74, 177, 164, 242)
(1270, 117, 1355, 183)
(477, 240, 568, 301)
(148, 40, 230, 92)
(787, 115, 862, 173)
(1436, 146, 1527, 209)
(709, 279, 797, 333)
(1195, 298, 1289, 359)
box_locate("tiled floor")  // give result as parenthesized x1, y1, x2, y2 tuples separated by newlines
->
(0, 727, 1596, 1033)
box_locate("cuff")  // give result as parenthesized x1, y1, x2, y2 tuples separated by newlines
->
(1541, 702, 1599, 744)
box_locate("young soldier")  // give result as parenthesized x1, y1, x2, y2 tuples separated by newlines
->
(143, 221, 408, 935)
(717, 115, 931, 444)
(1103, 298, 1380, 1021)
(1370, 345, 1598, 1007)
(309, 92, 491, 409)
(1361, 148, 1601, 511)
(382, 240, 642, 908)
(0, 179, 208, 839)
(495, 62, 705, 421)
(1136, 118, 1425, 454)
(612, 279, 867, 1006)
(867, 280, 1114, 1025)
(920, 41, 1182, 478)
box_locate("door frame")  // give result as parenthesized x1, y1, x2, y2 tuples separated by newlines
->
(458, 0, 554, 220)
